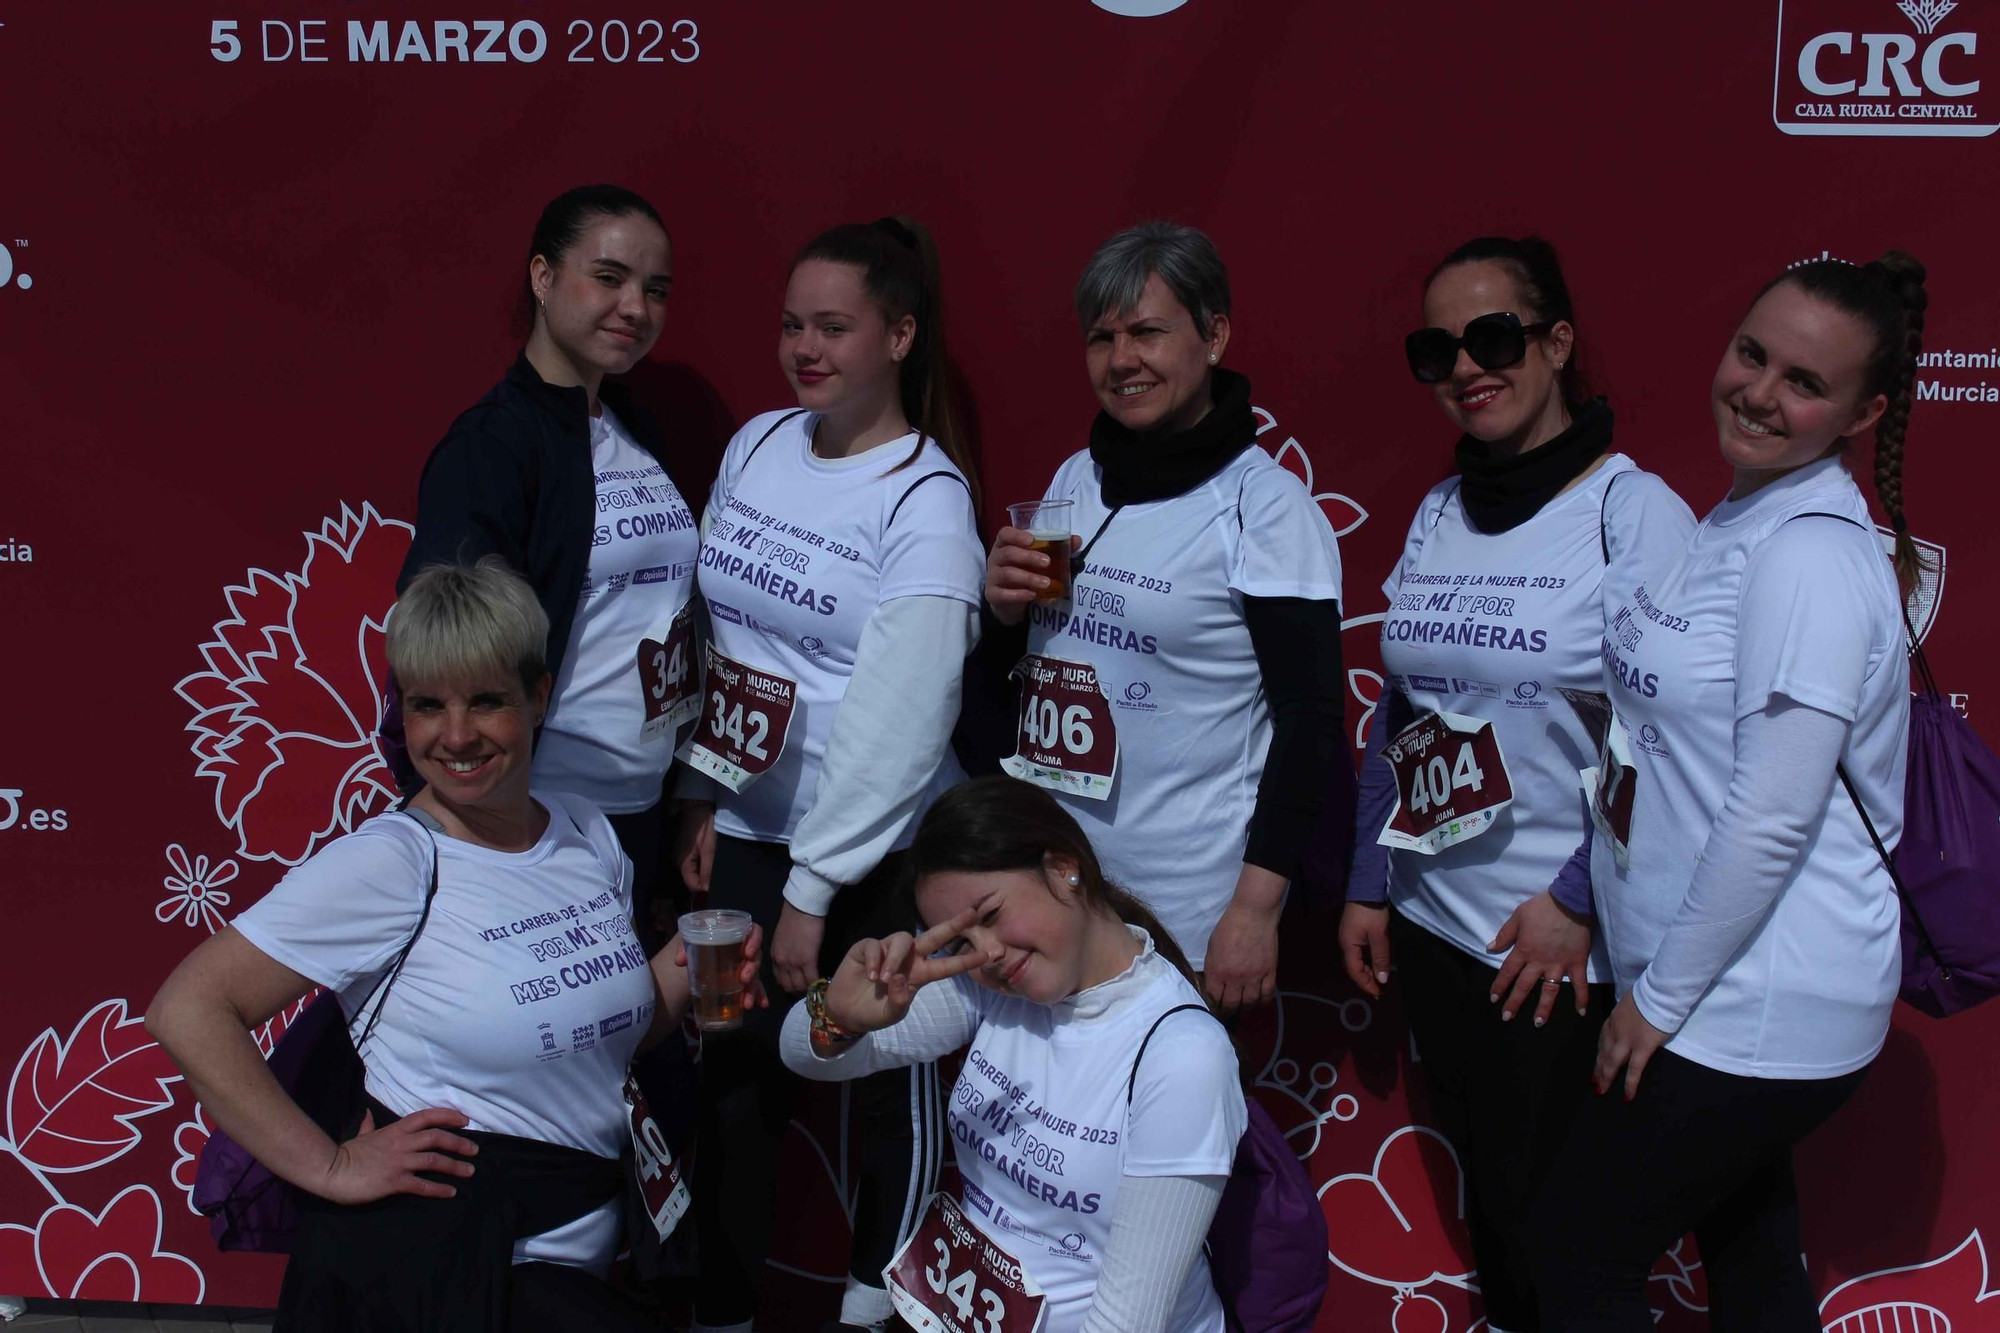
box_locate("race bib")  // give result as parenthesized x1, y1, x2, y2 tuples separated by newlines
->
(625, 1075, 690, 1245)
(1376, 710, 1515, 854)
(886, 1192, 1047, 1333)
(999, 654, 1117, 801)
(638, 602, 701, 742)
(677, 647, 799, 792)
(1583, 717, 1637, 870)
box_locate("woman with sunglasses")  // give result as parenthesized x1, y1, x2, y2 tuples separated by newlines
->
(1525, 254, 1924, 1328)
(1339, 236, 1694, 1332)
(979, 221, 1346, 1014)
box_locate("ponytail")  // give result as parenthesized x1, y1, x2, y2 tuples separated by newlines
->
(903, 776, 1203, 994)
(791, 217, 980, 509)
(1766, 249, 1932, 600)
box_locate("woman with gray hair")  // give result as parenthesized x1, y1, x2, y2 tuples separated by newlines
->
(979, 221, 1346, 1013)
(147, 557, 762, 1330)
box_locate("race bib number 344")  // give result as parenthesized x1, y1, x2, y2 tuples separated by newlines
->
(1376, 710, 1515, 854)
(886, 1192, 1046, 1333)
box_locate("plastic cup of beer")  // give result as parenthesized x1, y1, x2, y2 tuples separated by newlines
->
(1007, 500, 1075, 603)
(679, 909, 753, 1031)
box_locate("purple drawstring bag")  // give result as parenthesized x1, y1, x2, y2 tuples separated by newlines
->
(190, 991, 366, 1252)
(1843, 672, 2000, 1017)
(1131, 1006, 1329, 1333)
(190, 811, 440, 1251)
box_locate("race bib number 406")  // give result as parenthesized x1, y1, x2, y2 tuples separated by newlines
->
(1376, 710, 1514, 854)
(677, 648, 799, 792)
(886, 1192, 1046, 1333)
(999, 654, 1117, 801)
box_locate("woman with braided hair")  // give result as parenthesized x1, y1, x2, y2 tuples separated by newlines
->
(1523, 251, 1925, 1328)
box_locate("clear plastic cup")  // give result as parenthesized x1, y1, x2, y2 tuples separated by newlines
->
(1008, 500, 1075, 603)
(679, 908, 753, 1031)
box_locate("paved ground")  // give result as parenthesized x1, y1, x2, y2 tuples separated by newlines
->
(5, 1304, 274, 1331)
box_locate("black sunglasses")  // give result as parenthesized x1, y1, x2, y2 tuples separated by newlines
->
(1405, 311, 1556, 384)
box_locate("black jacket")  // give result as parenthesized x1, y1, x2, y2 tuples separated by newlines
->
(397, 353, 687, 688)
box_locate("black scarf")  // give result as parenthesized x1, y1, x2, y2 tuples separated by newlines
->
(1454, 398, 1615, 534)
(1089, 369, 1258, 507)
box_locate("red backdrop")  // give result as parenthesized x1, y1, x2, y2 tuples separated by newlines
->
(4, 1, 1997, 1324)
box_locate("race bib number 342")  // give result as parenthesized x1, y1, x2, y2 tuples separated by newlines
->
(885, 1192, 1046, 1333)
(1376, 709, 1515, 854)
(677, 648, 799, 792)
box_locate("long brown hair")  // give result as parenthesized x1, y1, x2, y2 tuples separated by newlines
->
(903, 776, 1201, 993)
(1762, 250, 1930, 599)
(791, 217, 978, 508)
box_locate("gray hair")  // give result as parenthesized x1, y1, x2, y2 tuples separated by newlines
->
(387, 556, 549, 694)
(1073, 221, 1231, 339)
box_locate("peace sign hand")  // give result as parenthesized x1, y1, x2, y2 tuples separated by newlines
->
(823, 909, 998, 1036)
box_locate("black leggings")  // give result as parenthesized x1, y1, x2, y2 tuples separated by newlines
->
(1526, 1047, 1866, 1331)
(692, 835, 941, 1326)
(1391, 911, 1612, 1332)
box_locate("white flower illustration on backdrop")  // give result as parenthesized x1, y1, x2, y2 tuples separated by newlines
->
(155, 845, 239, 934)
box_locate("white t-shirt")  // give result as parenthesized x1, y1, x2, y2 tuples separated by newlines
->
(1021, 447, 1342, 969)
(947, 941, 1243, 1333)
(534, 406, 699, 813)
(232, 792, 655, 1271)
(695, 410, 984, 845)
(1592, 455, 1909, 1078)
(1377, 456, 1694, 976)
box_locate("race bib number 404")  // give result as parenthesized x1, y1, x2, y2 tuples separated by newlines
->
(999, 654, 1117, 801)
(677, 647, 799, 792)
(886, 1192, 1046, 1333)
(1376, 710, 1515, 854)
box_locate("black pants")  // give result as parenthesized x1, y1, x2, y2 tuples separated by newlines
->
(1392, 911, 1612, 1332)
(693, 835, 940, 1327)
(1526, 1048, 1867, 1331)
(607, 801, 677, 954)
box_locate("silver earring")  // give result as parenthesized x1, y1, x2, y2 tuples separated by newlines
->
(1207, 353, 1218, 364)
(1067, 874, 1080, 886)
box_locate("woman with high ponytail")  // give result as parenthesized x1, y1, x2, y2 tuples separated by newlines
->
(779, 776, 1247, 1333)
(1525, 253, 1923, 1326)
(672, 217, 985, 1332)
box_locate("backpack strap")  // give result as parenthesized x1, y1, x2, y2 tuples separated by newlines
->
(1778, 511, 1946, 973)
(1126, 1003, 1221, 1106)
(887, 470, 971, 527)
(351, 802, 443, 1053)
(1599, 469, 1626, 565)
(743, 409, 808, 470)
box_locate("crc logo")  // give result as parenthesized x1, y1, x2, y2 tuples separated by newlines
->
(0, 239, 32, 291)
(1774, 0, 1996, 136)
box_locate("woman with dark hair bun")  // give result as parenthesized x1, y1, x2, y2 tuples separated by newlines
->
(1526, 253, 1924, 1327)
(1340, 236, 1695, 1331)
(780, 775, 1245, 1333)
(396, 184, 694, 950)
(672, 217, 984, 1333)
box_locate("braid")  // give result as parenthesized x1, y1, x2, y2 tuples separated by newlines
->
(1869, 251, 1928, 600)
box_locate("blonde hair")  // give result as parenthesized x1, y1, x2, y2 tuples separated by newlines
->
(387, 557, 548, 693)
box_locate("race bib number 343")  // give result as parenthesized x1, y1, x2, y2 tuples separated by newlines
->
(886, 1192, 1046, 1333)
(677, 648, 799, 792)
(1376, 710, 1515, 854)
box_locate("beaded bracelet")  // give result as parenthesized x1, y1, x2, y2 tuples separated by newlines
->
(806, 978, 859, 1047)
